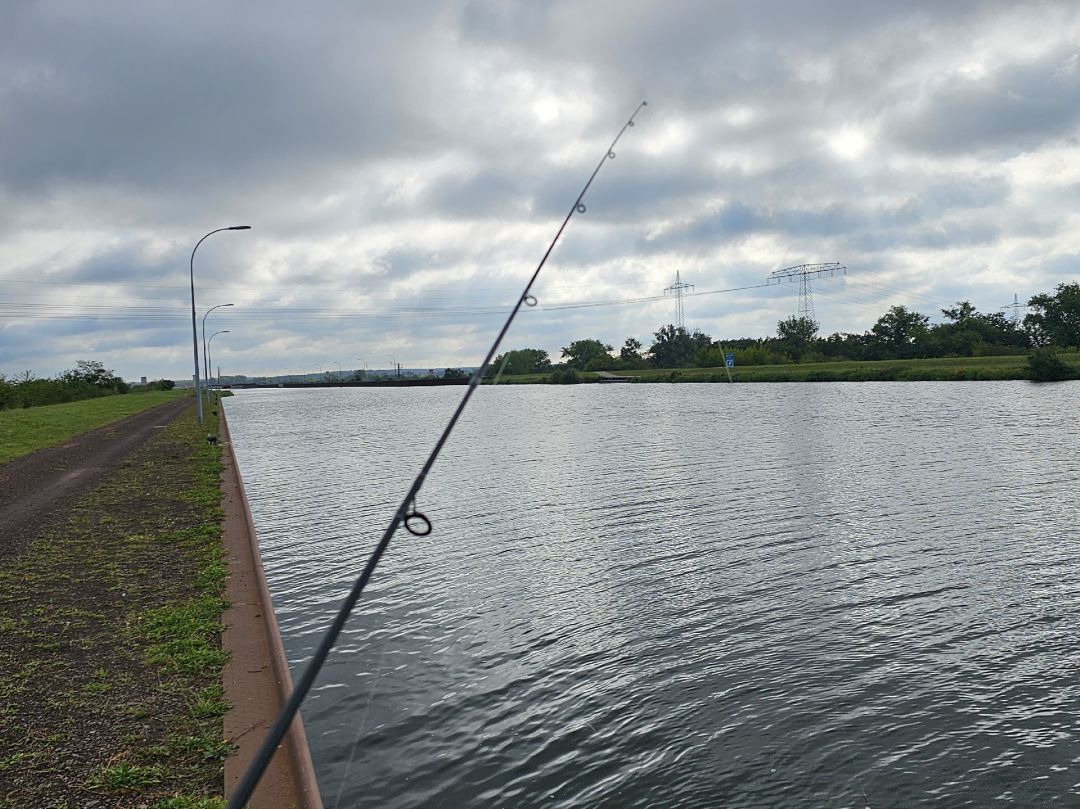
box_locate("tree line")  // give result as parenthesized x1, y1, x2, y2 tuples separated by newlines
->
(0, 360, 173, 410)
(490, 281, 1080, 374)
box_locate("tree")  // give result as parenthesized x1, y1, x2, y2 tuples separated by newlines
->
(1025, 282, 1080, 348)
(930, 303, 1028, 356)
(617, 337, 647, 369)
(776, 316, 819, 361)
(941, 300, 978, 322)
(620, 337, 643, 362)
(61, 360, 128, 392)
(490, 348, 551, 376)
(870, 306, 930, 357)
(648, 324, 711, 368)
(442, 367, 468, 379)
(560, 339, 613, 370)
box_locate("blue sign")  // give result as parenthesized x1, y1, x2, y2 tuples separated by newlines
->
(725, 352, 735, 368)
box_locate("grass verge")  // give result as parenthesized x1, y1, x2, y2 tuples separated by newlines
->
(487, 353, 1080, 384)
(0, 390, 187, 464)
(0, 401, 229, 808)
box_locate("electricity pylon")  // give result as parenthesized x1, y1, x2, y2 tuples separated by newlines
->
(766, 262, 846, 322)
(1001, 294, 1024, 324)
(664, 270, 694, 329)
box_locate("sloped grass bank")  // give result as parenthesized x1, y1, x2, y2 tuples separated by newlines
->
(489, 353, 1079, 384)
(0, 403, 229, 808)
(681, 354, 1037, 383)
(0, 390, 185, 464)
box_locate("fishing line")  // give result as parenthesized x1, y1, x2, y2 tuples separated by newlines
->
(225, 100, 648, 808)
(331, 627, 393, 809)
(490, 350, 514, 385)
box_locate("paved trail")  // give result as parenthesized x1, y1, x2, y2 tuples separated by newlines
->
(0, 397, 192, 558)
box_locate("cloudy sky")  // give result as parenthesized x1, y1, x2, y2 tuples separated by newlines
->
(2, 0, 1079, 381)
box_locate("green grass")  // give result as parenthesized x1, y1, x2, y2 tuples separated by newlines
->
(0, 390, 187, 463)
(642, 354, 1038, 383)
(89, 761, 165, 791)
(489, 353, 1080, 384)
(150, 797, 226, 809)
(141, 595, 230, 675)
(188, 685, 231, 720)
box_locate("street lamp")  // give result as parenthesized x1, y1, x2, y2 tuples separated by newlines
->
(190, 226, 250, 424)
(386, 354, 398, 378)
(201, 303, 234, 406)
(207, 330, 230, 399)
(334, 361, 342, 381)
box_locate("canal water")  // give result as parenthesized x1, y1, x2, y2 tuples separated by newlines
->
(224, 382, 1080, 808)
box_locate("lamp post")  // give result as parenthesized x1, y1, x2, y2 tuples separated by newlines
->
(386, 354, 398, 378)
(334, 361, 342, 381)
(207, 330, 230, 399)
(190, 226, 250, 424)
(201, 303, 234, 406)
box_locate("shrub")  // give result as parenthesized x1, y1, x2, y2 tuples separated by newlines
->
(549, 367, 580, 384)
(0, 362, 132, 410)
(734, 347, 789, 366)
(1028, 348, 1076, 382)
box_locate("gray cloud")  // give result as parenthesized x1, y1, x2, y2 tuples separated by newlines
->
(890, 46, 1080, 156)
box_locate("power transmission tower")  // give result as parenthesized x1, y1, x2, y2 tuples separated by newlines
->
(1001, 293, 1024, 324)
(664, 270, 694, 329)
(766, 262, 846, 322)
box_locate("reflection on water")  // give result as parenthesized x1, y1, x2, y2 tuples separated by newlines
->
(225, 381, 1080, 808)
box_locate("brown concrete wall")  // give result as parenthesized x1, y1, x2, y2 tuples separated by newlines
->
(220, 406, 324, 809)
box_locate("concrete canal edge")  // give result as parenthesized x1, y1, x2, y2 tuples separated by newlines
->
(219, 407, 324, 809)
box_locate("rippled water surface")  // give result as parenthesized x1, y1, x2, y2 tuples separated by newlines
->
(225, 382, 1080, 808)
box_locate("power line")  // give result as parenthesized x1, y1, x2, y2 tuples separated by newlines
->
(0, 273, 1000, 328)
(0, 281, 785, 322)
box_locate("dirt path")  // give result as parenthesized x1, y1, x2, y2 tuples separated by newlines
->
(0, 398, 229, 805)
(0, 397, 322, 808)
(0, 397, 190, 557)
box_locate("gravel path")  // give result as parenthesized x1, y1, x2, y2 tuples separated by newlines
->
(0, 397, 192, 558)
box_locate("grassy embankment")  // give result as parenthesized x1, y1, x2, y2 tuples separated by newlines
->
(0, 389, 186, 464)
(0, 399, 229, 808)
(489, 353, 1080, 384)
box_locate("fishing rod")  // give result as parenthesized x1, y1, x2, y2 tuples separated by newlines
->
(226, 100, 648, 808)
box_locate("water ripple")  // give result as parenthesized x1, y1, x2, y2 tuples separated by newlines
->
(225, 382, 1080, 808)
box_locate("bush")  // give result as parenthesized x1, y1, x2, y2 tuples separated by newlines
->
(0, 361, 131, 410)
(1028, 349, 1076, 382)
(549, 367, 580, 384)
(692, 346, 728, 367)
(734, 347, 789, 366)
(583, 356, 617, 372)
(131, 379, 175, 392)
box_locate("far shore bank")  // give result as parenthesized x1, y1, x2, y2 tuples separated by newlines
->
(221, 352, 1079, 388)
